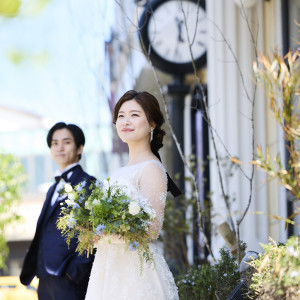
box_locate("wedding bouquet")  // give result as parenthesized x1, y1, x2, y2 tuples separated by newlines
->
(57, 178, 156, 266)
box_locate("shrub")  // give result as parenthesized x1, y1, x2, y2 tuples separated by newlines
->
(214, 247, 241, 299)
(0, 152, 25, 269)
(176, 263, 216, 300)
(249, 236, 300, 300)
(176, 246, 240, 300)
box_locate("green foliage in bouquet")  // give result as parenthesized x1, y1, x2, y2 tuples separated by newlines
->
(0, 152, 25, 269)
(57, 179, 156, 267)
(248, 236, 300, 299)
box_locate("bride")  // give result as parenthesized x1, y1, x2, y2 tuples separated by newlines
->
(85, 90, 179, 300)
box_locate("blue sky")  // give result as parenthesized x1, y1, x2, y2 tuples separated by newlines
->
(0, 0, 115, 128)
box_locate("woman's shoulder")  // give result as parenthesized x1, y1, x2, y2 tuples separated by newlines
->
(141, 159, 163, 166)
(139, 159, 167, 183)
(111, 159, 166, 184)
(120, 159, 164, 171)
(138, 159, 165, 173)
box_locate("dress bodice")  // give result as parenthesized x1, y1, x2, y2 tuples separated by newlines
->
(110, 159, 167, 239)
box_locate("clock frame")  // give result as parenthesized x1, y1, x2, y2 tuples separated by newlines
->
(139, 0, 207, 75)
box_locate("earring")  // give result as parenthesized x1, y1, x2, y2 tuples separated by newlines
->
(150, 127, 154, 142)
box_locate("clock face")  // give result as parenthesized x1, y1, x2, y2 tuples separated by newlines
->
(148, 0, 206, 64)
(139, 0, 207, 74)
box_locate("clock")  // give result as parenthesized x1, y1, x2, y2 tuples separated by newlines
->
(139, 0, 207, 75)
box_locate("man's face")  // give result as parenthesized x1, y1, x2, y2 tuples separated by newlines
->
(50, 128, 83, 171)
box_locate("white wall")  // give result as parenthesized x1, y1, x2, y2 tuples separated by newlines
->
(207, 0, 287, 255)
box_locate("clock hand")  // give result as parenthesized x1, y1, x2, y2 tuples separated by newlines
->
(175, 17, 184, 43)
(173, 47, 181, 61)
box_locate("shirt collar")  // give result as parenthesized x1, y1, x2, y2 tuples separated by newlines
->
(54, 162, 79, 178)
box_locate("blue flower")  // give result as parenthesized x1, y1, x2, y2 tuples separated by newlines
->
(76, 185, 83, 192)
(78, 196, 85, 204)
(95, 224, 106, 235)
(95, 180, 103, 188)
(76, 181, 86, 191)
(67, 217, 77, 228)
(129, 241, 140, 251)
(72, 203, 80, 209)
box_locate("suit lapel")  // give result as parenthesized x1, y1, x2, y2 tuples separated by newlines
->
(45, 165, 84, 218)
(37, 183, 57, 227)
(67, 165, 83, 185)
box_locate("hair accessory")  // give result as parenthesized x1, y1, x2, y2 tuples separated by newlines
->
(151, 150, 182, 198)
(150, 127, 154, 142)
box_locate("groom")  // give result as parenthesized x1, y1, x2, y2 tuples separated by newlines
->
(20, 122, 95, 300)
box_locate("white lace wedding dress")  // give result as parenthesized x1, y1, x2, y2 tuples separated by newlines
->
(85, 160, 179, 300)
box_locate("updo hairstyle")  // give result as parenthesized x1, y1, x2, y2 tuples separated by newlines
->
(113, 90, 166, 153)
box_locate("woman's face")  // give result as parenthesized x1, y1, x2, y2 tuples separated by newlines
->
(115, 99, 152, 144)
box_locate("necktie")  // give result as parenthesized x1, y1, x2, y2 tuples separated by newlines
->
(54, 165, 79, 183)
(54, 172, 69, 183)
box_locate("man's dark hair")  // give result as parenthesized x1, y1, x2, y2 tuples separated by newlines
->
(47, 122, 85, 160)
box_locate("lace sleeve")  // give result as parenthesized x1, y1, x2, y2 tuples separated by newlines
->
(138, 161, 167, 239)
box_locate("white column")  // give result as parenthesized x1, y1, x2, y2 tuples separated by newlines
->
(206, 0, 283, 255)
(184, 94, 194, 265)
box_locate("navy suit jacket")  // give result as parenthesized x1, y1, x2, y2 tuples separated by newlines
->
(20, 165, 95, 287)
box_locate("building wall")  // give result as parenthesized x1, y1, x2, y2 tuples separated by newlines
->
(108, 0, 299, 258)
(206, 0, 296, 255)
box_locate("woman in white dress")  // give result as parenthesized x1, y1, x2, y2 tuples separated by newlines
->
(85, 90, 180, 300)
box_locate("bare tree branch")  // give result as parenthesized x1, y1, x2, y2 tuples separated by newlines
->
(115, 0, 216, 262)
(180, 1, 236, 233)
(115, 0, 261, 264)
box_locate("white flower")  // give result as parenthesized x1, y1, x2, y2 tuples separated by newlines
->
(67, 217, 77, 228)
(144, 206, 156, 219)
(64, 183, 73, 193)
(92, 199, 101, 206)
(138, 196, 156, 219)
(85, 201, 92, 210)
(290, 271, 298, 278)
(68, 193, 75, 201)
(65, 199, 76, 206)
(101, 180, 110, 198)
(149, 208, 156, 219)
(288, 246, 298, 257)
(129, 202, 141, 215)
(112, 178, 136, 199)
(123, 184, 136, 199)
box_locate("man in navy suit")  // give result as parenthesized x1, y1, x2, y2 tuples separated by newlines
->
(20, 122, 95, 300)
